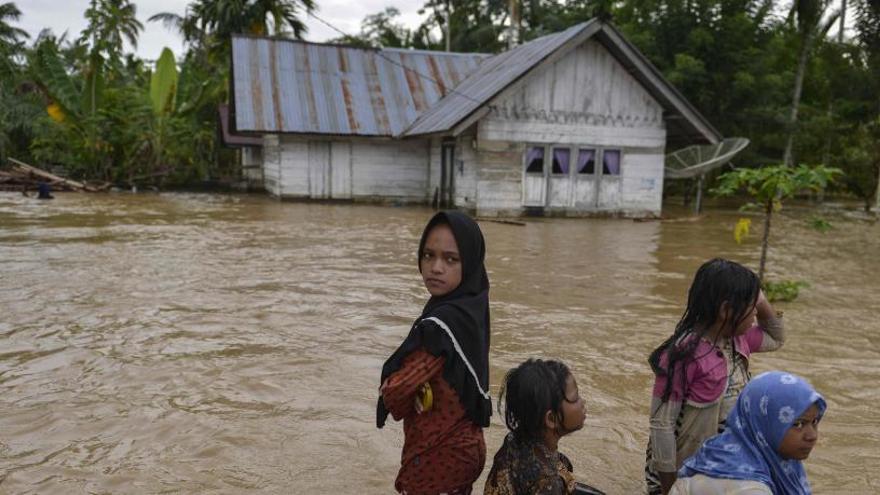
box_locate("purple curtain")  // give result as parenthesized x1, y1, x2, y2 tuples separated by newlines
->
(603, 150, 621, 175)
(577, 149, 595, 174)
(526, 146, 544, 172)
(553, 148, 571, 174)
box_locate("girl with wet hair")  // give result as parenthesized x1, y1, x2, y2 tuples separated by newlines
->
(672, 371, 826, 494)
(645, 258, 785, 495)
(377, 211, 491, 495)
(484, 359, 604, 495)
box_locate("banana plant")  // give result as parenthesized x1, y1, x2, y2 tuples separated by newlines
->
(143, 47, 207, 182)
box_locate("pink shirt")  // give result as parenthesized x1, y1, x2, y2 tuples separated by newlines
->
(652, 325, 764, 405)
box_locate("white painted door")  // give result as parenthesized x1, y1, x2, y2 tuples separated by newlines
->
(547, 147, 572, 207)
(522, 145, 547, 207)
(330, 141, 352, 199)
(597, 149, 623, 210)
(308, 141, 330, 199)
(573, 148, 598, 209)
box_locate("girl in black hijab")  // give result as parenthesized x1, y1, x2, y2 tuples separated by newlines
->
(378, 211, 491, 495)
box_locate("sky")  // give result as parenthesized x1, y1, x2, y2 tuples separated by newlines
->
(16, 0, 427, 62)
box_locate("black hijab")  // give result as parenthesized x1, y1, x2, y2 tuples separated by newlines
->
(377, 211, 492, 428)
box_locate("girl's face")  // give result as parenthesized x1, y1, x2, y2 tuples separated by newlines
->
(559, 373, 587, 434)
(732, 300, 758, 336)
(778, 403, 821, 460)
(420, 223, 462, 297)
(719, 296, 758, 337)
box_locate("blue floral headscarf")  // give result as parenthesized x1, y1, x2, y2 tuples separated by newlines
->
(679, 371, 826, 494)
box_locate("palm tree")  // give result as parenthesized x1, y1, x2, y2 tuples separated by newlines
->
(782, 0, 840, 167)
(0, 2, 28, 49)
(150, 0, 314, 47)
(148, 8, 206, 50)
(80, 0, 144, 59)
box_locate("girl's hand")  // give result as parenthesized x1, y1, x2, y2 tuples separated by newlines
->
(756, 289, 776, 321)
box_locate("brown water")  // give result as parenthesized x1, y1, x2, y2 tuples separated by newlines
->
(1, 193, 878, 494)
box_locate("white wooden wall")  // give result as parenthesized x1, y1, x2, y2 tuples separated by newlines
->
(474, 39, 668, 216)
(262, 135, 282, 196)
(269, 136, 431, 201)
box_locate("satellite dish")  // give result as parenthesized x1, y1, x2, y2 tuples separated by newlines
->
(665, 137, 750, 179)
(664, 137, 750, 213)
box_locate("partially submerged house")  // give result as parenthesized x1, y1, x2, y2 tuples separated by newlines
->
(228, 19, 721, 217)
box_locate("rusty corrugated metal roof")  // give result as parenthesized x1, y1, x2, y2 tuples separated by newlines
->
(230, 36, 489, 136)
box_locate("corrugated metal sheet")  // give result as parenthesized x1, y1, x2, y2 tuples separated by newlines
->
(402, 21, 596, 137)
(231, 36, 489, 136)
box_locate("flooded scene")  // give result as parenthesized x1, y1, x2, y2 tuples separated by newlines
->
(2, 193, 878, 493)
(4, 0, 880, 493)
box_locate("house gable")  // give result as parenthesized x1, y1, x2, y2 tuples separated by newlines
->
(403, 21, 719, 145)
(482, 39, 666, 147)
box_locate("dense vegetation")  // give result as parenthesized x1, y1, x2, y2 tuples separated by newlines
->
(0, 0, 878, 205)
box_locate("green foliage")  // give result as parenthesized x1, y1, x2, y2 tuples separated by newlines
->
(30, 40, 82, 118)
(738, 202, 763, 213)
(807, 215, 832, 232)
(762, 280, 809, 302)
(150, 48, 178, 116)
(713, 164, 842, 204)
(838, 119, 880, 211)
(714, 164, 840, 280)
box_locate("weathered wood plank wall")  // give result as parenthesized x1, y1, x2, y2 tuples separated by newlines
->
(270, 136, 431, 202)
(469, 39, 667, 216)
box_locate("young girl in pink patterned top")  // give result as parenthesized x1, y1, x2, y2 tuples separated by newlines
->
(644, 258, 784, 495)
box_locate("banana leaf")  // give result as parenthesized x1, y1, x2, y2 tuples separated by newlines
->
(150, 48, 178, 117)
(31, 43, 81, 119)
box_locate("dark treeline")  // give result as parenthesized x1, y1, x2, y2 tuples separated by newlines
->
(0, 0, 878, 207)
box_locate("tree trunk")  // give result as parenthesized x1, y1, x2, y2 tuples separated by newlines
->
(444, 0, 451, 52)
(759, 200, 773, 282)
(783, 34, 813, 168)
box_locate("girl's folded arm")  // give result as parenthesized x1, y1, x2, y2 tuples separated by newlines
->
(381, 349, 445, 420)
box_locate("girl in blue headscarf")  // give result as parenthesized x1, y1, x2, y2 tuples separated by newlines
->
(671, 371, 826, 495)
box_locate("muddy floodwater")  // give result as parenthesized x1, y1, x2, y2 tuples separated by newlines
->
(1, 193, 878, 494)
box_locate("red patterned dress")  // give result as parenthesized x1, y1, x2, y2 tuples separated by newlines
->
(382, 348, 486, 495)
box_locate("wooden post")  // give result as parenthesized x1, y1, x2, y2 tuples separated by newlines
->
(694, 174, 704, 214)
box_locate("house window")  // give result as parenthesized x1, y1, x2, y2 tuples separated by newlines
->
(551, 148, 570, 175)
(603, 149, 621, 175)
(525, 146, 544, 173)
(577, 149, 595, 174)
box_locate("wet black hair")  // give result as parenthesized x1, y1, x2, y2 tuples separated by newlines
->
(648, 258, 760, 404)
(498, 358, 573, 442)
